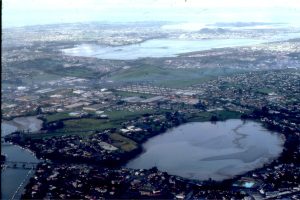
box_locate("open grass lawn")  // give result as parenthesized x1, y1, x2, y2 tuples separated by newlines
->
(188, 110, 242, 122)
(109, 133, 138, 152)
(34, 106, 242, 140)
(14, 58, 100, 79)
(104, 109, 155, 121)
(26, 131, 95, 140)
(110, 66, 246, 88)
(29, 111, 145, 150)
(57, 118, 118, 133)
(216, 110, 242, 120)
(44, 112, 72, 123)
(256, 88, 273, 95)
(36, 109, 156, 139)
(187, 112, 213, 122)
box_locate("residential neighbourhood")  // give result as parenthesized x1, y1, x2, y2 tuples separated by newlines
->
(2, 20, 300, 199)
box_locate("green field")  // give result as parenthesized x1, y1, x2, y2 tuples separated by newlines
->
(109, 133, 138, 152)
(104, 109, 155, 121)
(256, 88, 274, 95)
(187, 110, 242, 122)
(13, 58, 102, 80)
(44, 109, 155, 125)
(110, 66, 246, 88)
(216, 110, 242, 120)
(36, 109, 156, 138)
(40, 108, 241, 138)
(44, 112, 72, 123)
(51, 118, 117, 134)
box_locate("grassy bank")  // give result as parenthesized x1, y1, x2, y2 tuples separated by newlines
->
(187, 110, 242, 122)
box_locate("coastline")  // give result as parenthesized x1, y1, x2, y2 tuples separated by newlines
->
(2, 112, 293, 199)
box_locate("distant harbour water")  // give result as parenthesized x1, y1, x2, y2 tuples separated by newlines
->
(62, 31, 300, 60)
(62, 38, 264, 60)
(126, 119, 284, 181)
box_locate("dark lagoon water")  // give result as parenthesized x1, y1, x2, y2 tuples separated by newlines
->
(126, 119, 284, 181)
(1, 116, 42, 200)
(62, 38, 263, 60)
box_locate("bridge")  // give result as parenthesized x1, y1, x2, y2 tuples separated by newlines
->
(1, 161, 39, 170)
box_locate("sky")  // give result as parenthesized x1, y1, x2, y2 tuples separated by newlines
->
(3, 0, 300, 28)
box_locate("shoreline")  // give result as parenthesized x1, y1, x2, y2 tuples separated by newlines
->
(2, 114, 291, 188)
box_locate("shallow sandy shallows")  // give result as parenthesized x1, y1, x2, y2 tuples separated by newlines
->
(3, 116, 43, 133)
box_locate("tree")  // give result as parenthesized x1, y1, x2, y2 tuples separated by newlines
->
(165, 112, 172, 120)
(56, 120, 64, 129)
(116, 100, 125, 105)
(149, 166, 158, 173)
(194, 102, 206, 110)
(241, 113, 249, 119)
(262, 106, 269, 115)
(210, 115, 218, 122)
(36, 106, 43, 115)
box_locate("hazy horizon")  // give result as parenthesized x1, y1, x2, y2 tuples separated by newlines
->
(3, 0, 300, 28)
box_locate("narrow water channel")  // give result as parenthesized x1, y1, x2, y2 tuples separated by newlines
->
(1, 117, 42, 200)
